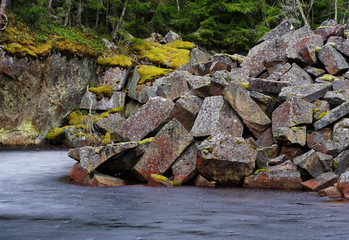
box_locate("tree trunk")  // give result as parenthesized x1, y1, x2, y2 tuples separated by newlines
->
(296, 0, 309, 28)
(335, 0, 338, 22)
(112, 0, 127, 39)
(176, 0, 180, 12)
(0, 0, 8, 28)
(76, 0, 83, 26)
(64, 0, 72, 26)
(47, 0, 54, 13)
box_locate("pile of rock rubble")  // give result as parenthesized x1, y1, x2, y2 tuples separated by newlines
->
(67, 20, 349, 199)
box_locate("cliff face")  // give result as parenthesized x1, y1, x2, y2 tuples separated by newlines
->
(0, 49, 98, 145)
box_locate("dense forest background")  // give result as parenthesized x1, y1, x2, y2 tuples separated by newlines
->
(4, 0, 349, 53)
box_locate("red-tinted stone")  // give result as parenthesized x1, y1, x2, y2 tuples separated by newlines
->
(197, 133, 257, 186)
(279, 83, 331, 102)
(99, 67, 130, 91)
(256, 127, 275, 148)
(133, 119, 193, 181)
(247, 78, 290, 94)
(280, 146, 304, 160)
(314, 101, 349, 130)
(267, 63, 292, 81)
(293, 150, 330, 178)
(117, 96, 175, 141)
(302, 172, 339, 191)
(69, 163, 92, 185)
(314, 24, 345, 41)
(194, 175, 216, 188)
(318, 185, 344, 198)
(172, 144, 198, 184)
(307, 128, 336, 156)
(337, 171, 349, 198)
(190, 96, 243, 138)
(318, 45, 349, 75)
(243, 160, 302, 190)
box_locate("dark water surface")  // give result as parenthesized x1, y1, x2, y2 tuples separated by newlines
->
(1, 149, 349, 240)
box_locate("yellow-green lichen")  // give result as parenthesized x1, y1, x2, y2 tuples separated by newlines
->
(166, 40, 196, 50)
(4, 43, 37, 57)
(320, 74, 339, 82)
(316, 111, 330, 120)
(89, 85, 113, 101)
(101, 131, 112, 144)
(239, 81, 250, 89)
(332, 158, 338, 170)
(97, 54, 133, 68)
(45, 124, 86, 141)
(253, 168, 267, 175)
(96, 107, 124, 121)
(203, 146, 214, 154)
(137, 65, 174, 85)
(150, 174, 181, 186)
(138, 137, 154, 145)
(235, 140, 244, 144)
(312, 108, 320, 114)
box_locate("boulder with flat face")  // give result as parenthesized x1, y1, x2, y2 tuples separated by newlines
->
(307, 128, 336, 156)
(314, 101, 349, 130)
(194, 175, 216, 188)
(197, 133, 257, 186)
(293, 150, 331, 178)
(280, 63, 313, 86)
(80, 91, 126, 111)
(223, 84, 271, 138)
(334, 150, 349, 176)
(117, 96, 175, 141)
(91, 172, 126, 187)
(243, 160, 302, 190)
(318, 45, 349, 75)
(324, 90, 349, 106)
(172, 144, 198, 184)
(257, 20, 294, 43)
(279, 83, 331, 102)
(302, 172, 339, 191)
(190, 95, 243, 138)
(337, 171, 349, 198)
(318, 185, 344, 198)
(333, 118, 349, 153)
(267, 63, 292, 81)
(133, 119, 193, 181)
(186, 75, 226, 98)
(314, 23, 344, 41)
(247, 78, 290, 94)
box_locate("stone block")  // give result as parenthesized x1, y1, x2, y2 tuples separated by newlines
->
(94, 112, 125, 136)
(133, 119, 193, 181)
(279, 83, 331, 102)
(247, 78, 290, 94)
(223, 84, 271, 138)
(194, 175, 216, 188)
(334, 150, 349, 176)
(63, 127, 95, 148)
(307, 128, 336, 156)
(293, 150, 329, 178)
(337, 171, 349, 198)
(99, 67, 130, 91)
(268, 154, 287, 166)
(312, 100, 331, 122)
(302, 172, 339, 191)
(257, 20, 294, 43)
(117, 96, 175, 141)
(197, 134, 257, 186)
(324, 90, 349, 106)
(304, 66, 326, 78)
(91, 172, 126, 187)
(256, 127, 275, 148)
(190, 96, 243, 138)
(256, 144, 280, 168)
(267, 63, 292, 81)
(333, 118, 349, 153)
(280, 63, 313, 86)
(332, 78, 349, 91)
(172, 144, 198, 184)
(314, 101, 349, 130)
(126, 66, 150, 103)
(280, 146, 304, 160)
(186, 75, 226, 98)
(314, 24, 345, 41)
(243, 160, 302, 190)
(318, 185, 344, 198)
(80, 91, 126, 111)
(318, 45, 349, 75)
(69, 163, 92, 185)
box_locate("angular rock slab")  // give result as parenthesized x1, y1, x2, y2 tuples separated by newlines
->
(334, 150, 349, 176)
(318, 185, 344, 198)
(250, 92, 276, 118)
(247, 78, 290, 94)
(197, 134, 257, 186)
(279, 83, 331, 102)
(314, 101, 349, 130)
(126, 66, 150, 103)
(80, 91, 126, 111)
(280, 63, 313, 86)
(257, 20, 293, 43)
(117, 96, 175, 141)
(69, 163, 92, 185)
(133, 119, 193, 181)
(302, 172, 339, 191)
(190, 96, 243, 138)
(151, 71, 191, 101)
(171, 92, 203, 131)
(324, 90, 349, 106)
(267, 63, 292, 81)
(194, 175, 217, 188)
(272, 126, 307, 146)
(91, 172, 126, 187)
(99, 67, 130, 91)
(71, 141, 139, 173)
(94, 112, 125, 136)
(293, 150, 331, 178)
(172, 144, 198, 184)
(187, 74, 228, 98)
(318, 45, 349, 75)
(333, 118, 349, 153)
(314, 24, 344, 41)
(307, 128, 336, 156)
(223, 84, 271, 138)
(337, 171, 349, 198)
(312, 100, 331, 121)
(243, 160, 302, 190)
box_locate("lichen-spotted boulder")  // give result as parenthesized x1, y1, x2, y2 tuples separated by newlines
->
(197, 133, 257, 186)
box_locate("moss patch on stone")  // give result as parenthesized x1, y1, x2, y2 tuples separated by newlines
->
(45, 124, 86, 141)
(96, 107, 124, 121)
(89, 85, 113, 101)
(166, 40, 196, 50)
(137, 65, 174, 85)
(320, 74, 338, 82)
(97, 54, 133, 68)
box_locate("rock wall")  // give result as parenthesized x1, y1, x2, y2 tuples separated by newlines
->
(0, 49, 98, 145)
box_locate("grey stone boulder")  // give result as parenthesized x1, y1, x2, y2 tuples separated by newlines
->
(334, 150, 349, 176)
(302, 172, 339, 191)
(116, 96, 175, 141)
(304, 66, 326, 78)
(312, 100, 331, 122)
(307, 128, 336, 156)
(268, 154, 287, 166)
(99, 67, 131, 91)
(80, 91, 126, 111)
(247, 78, 290, 94)
(267, 63, 292, 81)
(323, 90, 349, 106)
(249, 91, 277, 117)
(133, 119, 193, 181)
(186, 75, 227, 98)
(63, 126, 95, 148)
(314, 101, 349, 130)
(223, 84, 271, 138)
(280, 63, 313, 86)
(314, 22, 345, 41)
(256, 144, 280, 168)
(94, 112, 125, 138)
(257, 20, 294, 44)
(190, 96, 243, 138)
(126, 66, 150, 103)
(318, 45, 349, 75)
(327, 36, 349, 57)
(197, 133, 257, 186)
(293, 150, 332, 178)
(333, 118, 349, 153)
(243, 160, 302, 190)
(279, 83, 331, 102)
(256, 127, 275, 148)
(171, 92, 203, 131)
(332, 78, 349, 91)
(162, 30, 182, 43)
(172, 144, 198, 184)
(337, 171, 349, 198)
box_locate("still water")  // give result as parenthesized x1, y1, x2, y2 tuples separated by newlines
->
(1, 149, 349, 240)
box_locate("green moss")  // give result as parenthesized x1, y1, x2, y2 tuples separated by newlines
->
(316, 111, 330, 120)
(96, 107, 124, 121)
(89, 85, 113, 101)
(203, 146, 214, 154)
(239, 82, 250, 89)
(151, 174, 168, 183)
(230, 55, 244, 65)
(312, 108, 320, 114)
(138, 137, 154, 145)
(320, 74, 338, 82)
(137, 65, 174, 85)
(97, 54, 133, 68)
(68, 111, 87, 125)
(315, 101, 322, 106)
(45, 124, 86, 141)
(327, 42, 336, 47)
(101, 131, 111, 144)
(4, 43, 37, 57)
(333, 158, 338, 170)
(315, 47, 323, 53)
(166, 40, 196, 50)
(235, 140, 244, 144)
(253, 168, 267, 175)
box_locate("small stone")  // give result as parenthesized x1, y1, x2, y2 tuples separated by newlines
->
(334, 150, 349, 176)
(247, 78, 290, 94)
(302, 172, 339, 191)
(69, 163, 92, 185)
(99, 67, 130, 91)
(117, 96, 175, 141)
(307, 128, 336, 156)
(280, 63, 313, 86)
(133, 119, 193, 181)
(318, 45, 349, 75)
(314, 101, 349, 130)
(256, 128, 275, 148)
(171, 92, 203, 131)
(324, 90, 349, 106)
(333, 118, 349, 153)
(80, 91, 126, 111)
(312, 100, 331, 122)
(314, 24, 345, 41)
(279, 83, 331, 102)
(293, 150, 329, 178)
(163, 30, 182, 43)
(223, 84, 271, 138)
(268, 154, 287, 166)
(256, 144, 280, 168)
(318, 185, 344, 198)
(197, 133, 257, 186)
(194, 175, 216, 188)
(337, 171, 349, 198)
(280, 146, 304, 160)
(243, 160, 302, 190)
(172, 144, 198, 184)
(332, 78, 349, 91)
(304, 66, 326, 78)
(267, 63, 292, 81)
(91, 172, 126, 187)
(190, 96, 243, 138)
